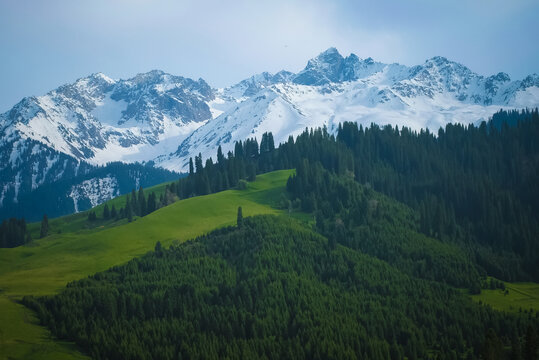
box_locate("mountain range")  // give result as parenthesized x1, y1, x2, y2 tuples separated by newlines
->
(1, 47, 538, 219)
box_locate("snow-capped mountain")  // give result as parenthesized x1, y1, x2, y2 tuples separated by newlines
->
(158, 48, 539, 170)
(0, 70, 209, 218)
(1, 47, 538, 219)
(2, 70, 212, 164)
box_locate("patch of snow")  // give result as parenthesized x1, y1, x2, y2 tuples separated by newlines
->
(91, 93, 129, 127)
(13, 172, 21, 203)
(69, 175, 120, 213)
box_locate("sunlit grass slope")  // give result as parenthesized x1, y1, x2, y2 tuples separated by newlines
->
(471, 280, 539, 313)
(0, 169, 293, 360)
(26, 179, 175, 237)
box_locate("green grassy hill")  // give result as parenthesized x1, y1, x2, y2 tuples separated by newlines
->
(2, 167, 538, 359)
(26, 179, 175, 238)
(0, 170, 293, 360)
(471, 280, 539, 313)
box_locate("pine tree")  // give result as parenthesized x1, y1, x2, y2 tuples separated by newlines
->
(267, 132, 275, 151)
(217, 145, 225, 165)
(237, 206, 243, 229)
(138, 187, 147, 216)
(111, 205, 118, 219)
(154, 241, 163, 257)
(103, 204, 110, 220)
(131, 189, 138, 215)
(147, 192, 157, 214)
(189, 157, 194, 176)
(40, 214, 49, 238)
(126, 196, 133, 222)
(525, 325, 538, 360)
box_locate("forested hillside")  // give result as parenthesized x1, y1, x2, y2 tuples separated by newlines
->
(160, 108, 539, 282)
(17, 108, 539, 359)
(23, 215, 539, 359)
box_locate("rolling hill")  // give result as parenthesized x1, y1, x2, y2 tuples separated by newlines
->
(0, 170, 292, 360)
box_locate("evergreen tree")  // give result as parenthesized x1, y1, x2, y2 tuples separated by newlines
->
(195, 153, 204, 174)
(525, 325, 538, 360)
(217, 145, 225, 165)
(237, 206, 243, 229)
(103, 204, 110, 220)
(131, 189, 138, 216)
(147, 193, 157, 214)
(40, 214, 49, 238)
(0, 218, 30, 248)
(138, 187, 147, 216)
(189, 157, 194, 175)
(154, 241, 163, 257)
(110, 205, 117, 219)
(235, 140, 244, 158)
(510, 335, 522, 360)
(126, 196, 133, 222)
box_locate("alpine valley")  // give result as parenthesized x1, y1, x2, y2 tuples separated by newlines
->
(1, 47, 538, 220)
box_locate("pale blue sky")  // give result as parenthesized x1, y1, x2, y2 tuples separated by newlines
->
(1, 0, 538, 111)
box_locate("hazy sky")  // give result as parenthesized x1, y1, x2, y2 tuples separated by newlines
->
(1, 0, 538, 111)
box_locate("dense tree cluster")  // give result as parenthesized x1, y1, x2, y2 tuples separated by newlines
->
(0, 217, 31, 248)
(335, 109, 539, 281)
(2, 161, 180, 222)
(18, 108, 539, 358)
(93, 187, 160, 224)
(287, 160, 482, 289)
(24, 216, 538, 360)
(163, 108, 539, 282)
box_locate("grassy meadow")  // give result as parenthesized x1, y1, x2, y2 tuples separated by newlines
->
(471, 280, 539, 313)
(0, 170, 293, 360)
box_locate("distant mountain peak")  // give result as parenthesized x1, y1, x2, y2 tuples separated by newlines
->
(88, 72, 115, 82)
(319, 47, 340, 56)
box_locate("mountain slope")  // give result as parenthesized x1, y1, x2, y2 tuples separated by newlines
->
(2, 47, 538, 212)
(0, 70, 211, 217)
(160, 48, 539, 171)
(0, 170, 290, 360)
(22, 214, 537, 359)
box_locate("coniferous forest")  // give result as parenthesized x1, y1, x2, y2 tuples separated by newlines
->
(22, 109, 539, 359)
(167, 108, 539, 282)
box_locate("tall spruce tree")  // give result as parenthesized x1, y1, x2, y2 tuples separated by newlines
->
(147, 193, 157, 214)
(189, 157, 194, 175)
(103, 204, 110, 220)
(138, 187, 147, 216)
(237, 206, 243, 229)
(217, 145, 225, 165)
(110, 204, 118, 219)
(131, 189, 138, 216)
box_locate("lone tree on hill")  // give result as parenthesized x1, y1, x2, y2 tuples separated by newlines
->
(40, 214, 49, 238)
(237, 206, 243, 229)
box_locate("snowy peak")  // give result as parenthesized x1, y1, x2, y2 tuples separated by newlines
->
(521, 73, 539, 89)
(158, 48, 538, 172)
(293, 47, 346, 85)
(1, 70, 216, 168)
(4, 47, 536, 219)
(292, 48, 387, 85)
(2, 47, 538, 176)
(226, 71, 295, 98)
